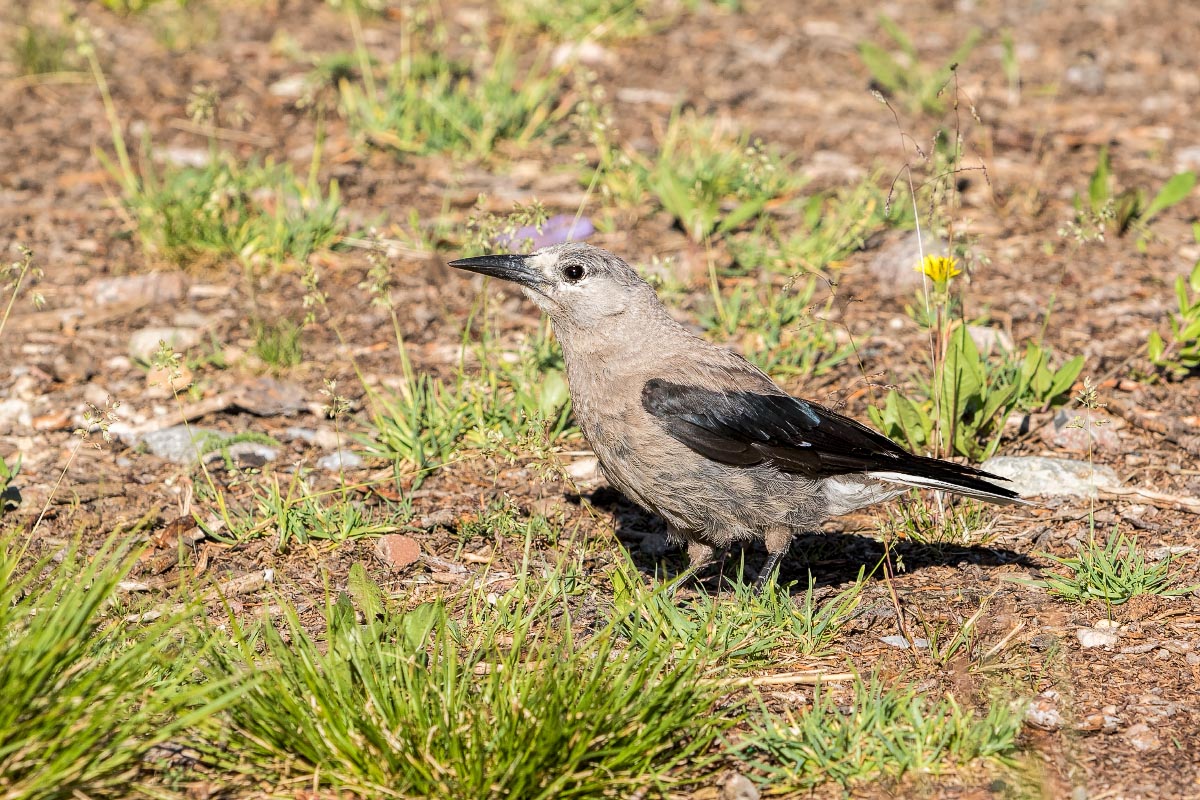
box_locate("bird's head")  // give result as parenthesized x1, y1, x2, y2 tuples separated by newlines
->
(449, 243, 653, 329)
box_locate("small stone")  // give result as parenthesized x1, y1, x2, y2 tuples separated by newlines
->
(141, 426, 219, 464)
(0, 399, 32, 434)
(318, 450, 363, 471)
(1029, 633, 1058, 651)
(212, 440, 278, 468)
(880, 635, 930, 649)
(980, 456, 1121, 499)
(32, 409, 72, 432)
(967, 325, 1014, 356)
(864, 230, 949, 297)
(1076, 627, 1119, 648)
(161, 147, 211, 168)
(129, 326, 202, 363)
(552, 40, 612, 68)
(90, 273, 185, 306)
(1042, 409, 1122, 453)
(565, 456, 602, 483)
(1026, 691, 1062, 730)
(721, 772, 760, 800)
(376, 534, 421, 571)
(269, 73, 308, 98)
(1123, 722, 1161, 752)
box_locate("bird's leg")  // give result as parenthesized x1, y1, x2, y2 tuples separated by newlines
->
(753, 527, 793, 593)
(666, 538, 717, 597)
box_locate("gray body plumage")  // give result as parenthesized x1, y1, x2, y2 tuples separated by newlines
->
(450, 243, 1024, 587)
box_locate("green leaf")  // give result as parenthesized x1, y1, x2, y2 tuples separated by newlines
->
(1146, 330, 1164, 363)
(877, 15, 919, 60)
(1088, 146, 1111, 212)
(347, 562, 385, 621)
(1141, 171, 1196, 224)
(857, 42, 905, 93)
(1049, 355, 1085, 399)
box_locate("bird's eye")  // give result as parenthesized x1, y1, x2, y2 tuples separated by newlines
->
(562, 263, 586, 283)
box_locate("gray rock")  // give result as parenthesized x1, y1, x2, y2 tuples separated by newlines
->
(129, 327, 201, 363)
(141, 426, 218, 464)
(318, 450, 363, 471)
(980, 455, 1121, 499)
(967, 325, 1014, 356)
(90, 273, 185, 306)
(213, 440, 278, 467)
(1175, 145, 1200, 173)
(0, 398, 32, 434)
(864, 231, 949, 297)
(880, 635, 930, 649)
(141, 426, 277, 466)
(721, 772, 760, 800)
(1041, 409, 1122, 454)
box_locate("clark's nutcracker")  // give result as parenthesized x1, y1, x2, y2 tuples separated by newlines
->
(450, 243, 1025, 590)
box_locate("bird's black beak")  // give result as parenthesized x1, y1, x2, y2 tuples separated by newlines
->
(448, 253, 549, 291)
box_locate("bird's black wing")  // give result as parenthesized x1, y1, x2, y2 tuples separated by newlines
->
(641, 378, 909, 478)
(640, 379, 1021, 502)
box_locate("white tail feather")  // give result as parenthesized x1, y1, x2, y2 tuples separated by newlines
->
(867, 471, 1030, 506)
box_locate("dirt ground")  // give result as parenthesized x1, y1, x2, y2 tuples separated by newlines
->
(3, 0, 1200, 797)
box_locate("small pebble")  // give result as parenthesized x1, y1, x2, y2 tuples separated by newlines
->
(1123, 722, 1161, 752)
(318, 450, 363, 471)
(880, 635, 930, 649)
(376, 534, 421, 571)
(1077, 627, 1119, 648)
(721, 772, 760, 800)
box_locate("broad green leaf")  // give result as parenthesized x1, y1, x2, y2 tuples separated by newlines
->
(1049, 355, 1085, 399)
(347, 562, 385, 621)
(1147, 330, 1165, 362)
(1141, 171, 1196, 224)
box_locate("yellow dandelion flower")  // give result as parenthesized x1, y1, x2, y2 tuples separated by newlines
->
(916, 255, 961, 282)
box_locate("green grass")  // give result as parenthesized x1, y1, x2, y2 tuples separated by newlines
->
(114, 155, 344, 270)
(252, 317, 304, 370)
(634, 112, 800, 242)
(857, 16, 982, 115)
(0, 534, 240, 800)
(1148, 250, 1200, 379)
(611, 557, 869, 666)
(501, 0, 649, 40)
(743, 674, 1024, 790)
(197, 568, 734, 798)
(341, 42, 570, 159)
(725, 178, 890, 275)
(1023, 529, 1199, 606)
(10, 14, 76, 76)
(700, 274, 854, 380)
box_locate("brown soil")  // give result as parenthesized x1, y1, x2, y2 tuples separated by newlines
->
(2, 0, 1200, 797)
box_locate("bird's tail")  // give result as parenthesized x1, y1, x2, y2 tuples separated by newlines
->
(868, 455, 1029, 506)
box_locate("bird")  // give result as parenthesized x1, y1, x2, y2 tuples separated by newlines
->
(449, 243, 1026, 591)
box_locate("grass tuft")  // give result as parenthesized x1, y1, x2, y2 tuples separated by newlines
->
(0, 534, 240, 800)
(1024, 529, 1199, 606)
(744, 674, 1024, 789)
(198, 569, 733, 797)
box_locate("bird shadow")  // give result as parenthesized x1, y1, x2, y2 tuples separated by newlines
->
(573, 488, 1037, 594)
